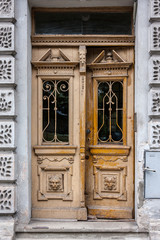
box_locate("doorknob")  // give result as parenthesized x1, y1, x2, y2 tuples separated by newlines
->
(86, 129, 91, 134)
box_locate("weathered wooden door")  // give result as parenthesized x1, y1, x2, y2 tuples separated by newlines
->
(85, 47, 134, 219)
(31, 45, 134, 220)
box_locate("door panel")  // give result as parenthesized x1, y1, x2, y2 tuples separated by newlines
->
(31, 47, 87, 220)
(85, 47, 134, 219)
(31, 46, 134, 220)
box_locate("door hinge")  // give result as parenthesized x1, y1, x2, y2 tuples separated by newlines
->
(134, 112, 137, 132)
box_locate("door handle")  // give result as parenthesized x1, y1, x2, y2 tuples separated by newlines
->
(144, 167, 156, 173)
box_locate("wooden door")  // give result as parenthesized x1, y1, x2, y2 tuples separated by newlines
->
(31, 45, 134, 220)
(85, 47, 134, 219)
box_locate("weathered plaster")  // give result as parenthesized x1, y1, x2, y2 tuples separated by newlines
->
(14, 0, 31, 224)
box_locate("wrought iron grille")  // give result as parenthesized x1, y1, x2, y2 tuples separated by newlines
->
(42, 80, 69, 143)
(98, 80, 123, 143)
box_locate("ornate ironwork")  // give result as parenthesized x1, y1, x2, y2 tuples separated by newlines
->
(42, 80, 69, 143)
(98, 80, 123, 143)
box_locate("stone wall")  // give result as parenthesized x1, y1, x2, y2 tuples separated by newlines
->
(0, 1, 16, 239)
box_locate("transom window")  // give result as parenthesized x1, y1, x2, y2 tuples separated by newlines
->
(33, 9, 133, 35)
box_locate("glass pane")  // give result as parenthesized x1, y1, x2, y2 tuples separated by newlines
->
(42, 80, 69, 143)
(34, 12, 132, 35)
(98, 81, 123, 143)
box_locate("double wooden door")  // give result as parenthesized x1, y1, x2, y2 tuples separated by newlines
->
(31, 45, 134, 220)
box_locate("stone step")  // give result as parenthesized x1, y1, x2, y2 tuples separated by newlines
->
(16, 232, 149, 240)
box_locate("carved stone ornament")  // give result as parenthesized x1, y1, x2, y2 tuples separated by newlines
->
(0, 90, 14, 116)
(0, 0, 14, 18)
(37, 156, 74, 164)
(149, 89, 160, 115)
(0, 23, 14, 51)
(149, 121, 160, 148)
(151, 0, 160, 18)
(93, 166, 127, 201)
(0, 57, 15, 83)
(150, 23, 160, 51)
(0, 186, 15, 213)
(0, 153, 15, 181)
(0, 122, 15, 148)
(149, 57, 160, 84)
(38, 166, 73, 201)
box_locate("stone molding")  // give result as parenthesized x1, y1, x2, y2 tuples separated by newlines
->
(149, 1, 160, 149)
(0, 6, 16, 239)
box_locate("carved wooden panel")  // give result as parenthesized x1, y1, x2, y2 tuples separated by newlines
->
(93, 166, 127, 201)
(37, 165, 73, 201)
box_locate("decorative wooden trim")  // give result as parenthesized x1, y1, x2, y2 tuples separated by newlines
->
(34, 145, 77, 156)
(79, 46, 87, 208)
(88, 62, 132, 69)
(32, 61, 78, 68)
(32, 7, 133, 13)
(89, 145, 130, 156)
(31, 35, 135, 47)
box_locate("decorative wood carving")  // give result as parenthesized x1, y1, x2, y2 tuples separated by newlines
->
(88, 49, 132, 77)
(37, 156, 74, 164)
(93, 166, 127, 201)
(92, 156, 128, 164)
(31, 35, 135, 47)
(38, 165, 73, 201)
(32, 48, 78, 68)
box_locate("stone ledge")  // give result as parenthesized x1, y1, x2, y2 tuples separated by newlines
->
(15, 221, 143, 233)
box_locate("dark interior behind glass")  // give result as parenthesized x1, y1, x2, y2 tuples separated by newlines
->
(34, 12, 132, 35)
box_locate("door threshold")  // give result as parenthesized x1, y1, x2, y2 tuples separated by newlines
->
(15, 220, 145, 233)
